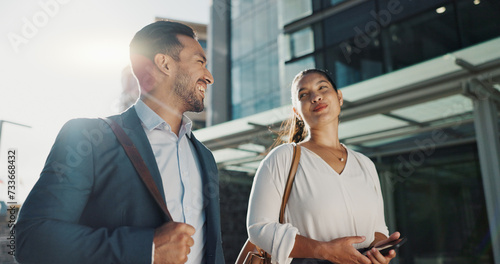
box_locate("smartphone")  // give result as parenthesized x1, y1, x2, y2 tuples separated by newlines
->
(358, 237, 407, 256)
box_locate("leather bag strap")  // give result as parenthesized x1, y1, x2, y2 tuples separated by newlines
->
(100, 117, 173, 222)
(279, 144, 301, 223)
(258, 144, 301, 258)
(236, 144, 302, 264)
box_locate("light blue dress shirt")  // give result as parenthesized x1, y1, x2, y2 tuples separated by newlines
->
(135, 100, 206, 264)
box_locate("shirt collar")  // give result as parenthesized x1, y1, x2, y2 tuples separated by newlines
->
(135, 100, 193, 138)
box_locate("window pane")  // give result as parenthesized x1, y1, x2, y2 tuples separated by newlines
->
(270, 47, 280, 107)
(231, 63, 242, 119)
(385, 3, 460, 71)
(289, 27, 314, 59)
(231, 0, 241, 19)
(239, 0, 254, 16)
(255, 50, 270, 94)
(323, 1, 376, 46)
(231, 19, 242, 60)
(379, 143, 493, 263)
(240, 18, 254, 55)
(284, 56, 315, 90)
(254, 5, 270, 48)
(231, 64, 242, 105)
(279, 0, 312, 26)
(330, 0, 348, 6)
(231, 0, 279, 118)
(325, 36, 383, 88)
(377, 0, 450, 24)
(269, 2, 279, 40)
(313, 22, 323, 50)
(457, 0, 500, 47)
(240, 58, 255, 102)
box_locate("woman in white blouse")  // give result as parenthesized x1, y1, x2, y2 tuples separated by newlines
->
(247, 69, 400, 264)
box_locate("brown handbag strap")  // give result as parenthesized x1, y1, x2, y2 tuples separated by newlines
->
(279, 144, 301, 223)
(254, 144, 301, 259)
(100, 117, 173, 222)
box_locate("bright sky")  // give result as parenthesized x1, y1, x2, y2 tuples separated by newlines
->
(0, 0, 210, 203)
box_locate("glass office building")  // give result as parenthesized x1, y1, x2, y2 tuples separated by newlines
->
(206, 0, 500, 263)
(281, 0, 500, 91)
(230, 0, 280, 119)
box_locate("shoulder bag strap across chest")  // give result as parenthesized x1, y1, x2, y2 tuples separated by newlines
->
(100, 117, 173, 222)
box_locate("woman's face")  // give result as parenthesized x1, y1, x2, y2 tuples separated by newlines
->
(293, 72, 343, 128)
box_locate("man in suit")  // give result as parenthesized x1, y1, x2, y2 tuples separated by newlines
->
(15, 21, 225, 264)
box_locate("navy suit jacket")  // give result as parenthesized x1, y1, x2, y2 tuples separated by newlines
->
(15, 107, 225, 264)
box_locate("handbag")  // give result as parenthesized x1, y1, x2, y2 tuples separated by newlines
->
(235, 145, 302, 264)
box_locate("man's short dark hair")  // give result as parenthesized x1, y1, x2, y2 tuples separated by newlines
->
(130, 20, 197, 61)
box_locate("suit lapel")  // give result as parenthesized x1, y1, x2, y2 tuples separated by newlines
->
(111, 107, 221, 262)
(189, 134, 221, 263)
(189, 134, 218, 181)
(115, 107, 166, 203)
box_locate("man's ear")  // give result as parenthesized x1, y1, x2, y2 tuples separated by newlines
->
(154, 53, 172, 76)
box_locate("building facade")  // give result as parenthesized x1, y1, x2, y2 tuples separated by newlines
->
(207, 0, 500, 263)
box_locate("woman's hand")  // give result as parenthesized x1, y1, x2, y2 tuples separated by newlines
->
(318, 236, 371, 264)
(366, 232, 400, 264)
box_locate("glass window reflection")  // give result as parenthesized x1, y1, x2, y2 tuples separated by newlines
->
(279, 0, 312, 26)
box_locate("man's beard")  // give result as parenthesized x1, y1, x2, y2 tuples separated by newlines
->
(173, 69, 204, 113)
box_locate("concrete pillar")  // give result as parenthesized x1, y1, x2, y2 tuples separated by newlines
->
(469, 81, 500, 264)
(207, 0, 231, 126)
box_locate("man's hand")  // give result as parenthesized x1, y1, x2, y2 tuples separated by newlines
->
(153, 222, 195, 264)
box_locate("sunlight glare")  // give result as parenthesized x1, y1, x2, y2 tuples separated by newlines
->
(72, 39, 130, 71)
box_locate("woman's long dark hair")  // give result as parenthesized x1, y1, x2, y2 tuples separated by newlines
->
(271, 69, 338, 149)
